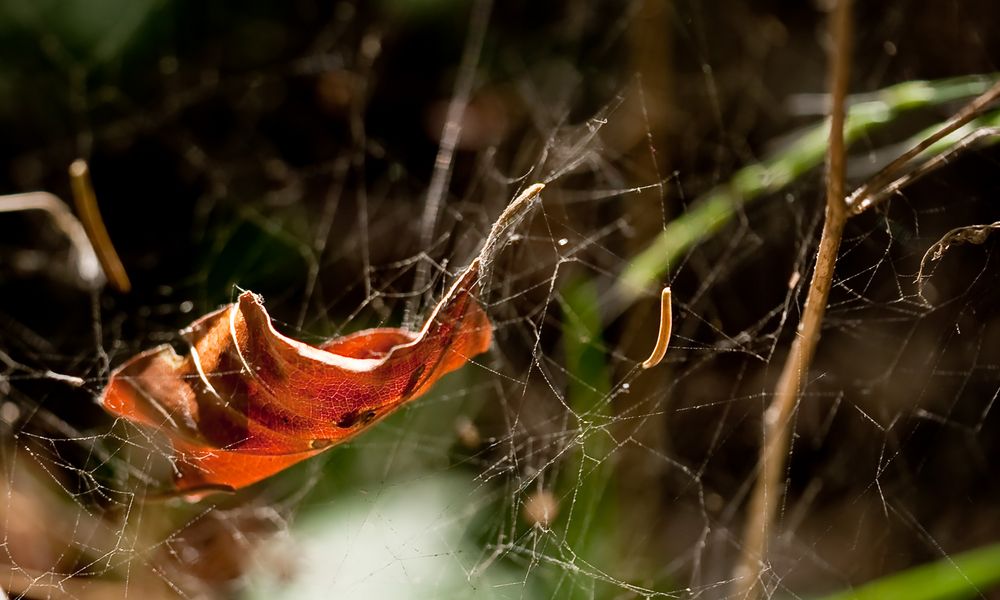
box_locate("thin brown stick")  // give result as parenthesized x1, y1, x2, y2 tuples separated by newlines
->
(851, 125, 1000, 215)
(731, 1, 852, 598)
(848, 80, 1000, 214)
(641, 287, 672, 369)
(68, 159, 131, 293)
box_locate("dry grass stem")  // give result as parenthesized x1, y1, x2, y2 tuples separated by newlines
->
(732, 1, 852, 597)
(68, 159, 131, 293)
(848, 80, 1000, 214)
(641, 287, 672, 369)
(853, 126, 1000, 214)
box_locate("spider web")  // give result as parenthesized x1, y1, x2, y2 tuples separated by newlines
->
(1, 1, 1000, 599)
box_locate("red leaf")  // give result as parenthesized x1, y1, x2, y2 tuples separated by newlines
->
(100, 183, 544, 499)
(101, 261, 491, 496)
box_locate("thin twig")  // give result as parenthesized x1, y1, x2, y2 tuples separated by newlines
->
(732, 1, 852, 598)
(848, 79, 1000, 214)
(68, 159, 131, 293)
(850, 125, 1000, 215)
(641, 287, 672, 369)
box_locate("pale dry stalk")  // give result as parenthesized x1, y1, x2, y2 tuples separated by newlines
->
(731, 0, 852, 597)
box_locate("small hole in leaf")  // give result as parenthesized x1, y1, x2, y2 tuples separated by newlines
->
(337, 409, 377, 428)
(336, 410, 360, 428)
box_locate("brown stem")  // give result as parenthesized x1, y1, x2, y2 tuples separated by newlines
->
(69, 159, 131, 293)
(850, 124, 1000, 216)
(731, 1, 852, 597)
(847, 79, 1000, 214)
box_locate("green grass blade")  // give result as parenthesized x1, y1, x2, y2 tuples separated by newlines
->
(817, 542, 1000, 600)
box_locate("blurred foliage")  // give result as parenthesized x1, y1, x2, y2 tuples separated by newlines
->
(558, 277, 620, 598)
(0, 0, 159, 64)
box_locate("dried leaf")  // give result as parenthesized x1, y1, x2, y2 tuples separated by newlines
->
(100, 183, 544, 498)
(101, 261, 490, 496)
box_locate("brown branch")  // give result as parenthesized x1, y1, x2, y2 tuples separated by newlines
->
(856, 126, 1000, 214)
(731, 1, 852, 597)
(641, 287, 672, 369)
(848, 80, 1000, 214)
(68, 159, 131, 293)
